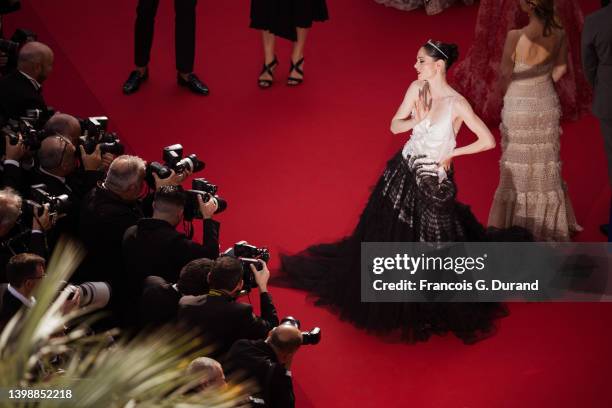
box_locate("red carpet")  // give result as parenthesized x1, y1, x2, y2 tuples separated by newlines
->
(6, 0, 612, 406)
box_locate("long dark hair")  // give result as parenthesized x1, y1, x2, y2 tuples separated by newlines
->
(526, 0, 563, 36)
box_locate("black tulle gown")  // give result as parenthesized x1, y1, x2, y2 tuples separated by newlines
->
(280, 145, 531, 343)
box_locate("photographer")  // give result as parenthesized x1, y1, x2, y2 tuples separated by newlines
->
(2, 131, 32, 193)
(138, 258, 213, 328)
(44, 113, 116, 172)
(78, 155, 147, 284)
(0, 41, 52, 121)
(0, 253, 80, 331)
(31, 135, 103, 243)
(0, 187, 50, 281)
(178, 256, 279, 359)
(123, 185, 219, 288)
(227, 324, 302, 408)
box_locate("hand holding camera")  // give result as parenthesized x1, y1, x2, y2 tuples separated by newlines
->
(152, 169, 191, 189)
(251, 260, 270, 293)
(79, 144, 103, 171)
(197, 194, 218, 219)
(32, 203, 53, 232)
(60, 287, 81, 315)
(4, 132, 26, 161)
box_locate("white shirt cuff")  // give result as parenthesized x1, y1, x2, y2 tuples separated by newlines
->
(3, 159, 20, 167)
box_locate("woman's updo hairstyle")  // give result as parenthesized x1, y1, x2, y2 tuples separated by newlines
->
(423, 40, 459, 70)
(526, 0, 562, 36)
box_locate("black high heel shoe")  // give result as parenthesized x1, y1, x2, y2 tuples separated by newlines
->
(258, 57, 278, 89)
(287, 57, 304, 86)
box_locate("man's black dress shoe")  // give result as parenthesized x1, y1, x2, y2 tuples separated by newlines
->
(177, 73, 209, 95)
(123, 70, 148, 95)
(600, 224, 609, 237)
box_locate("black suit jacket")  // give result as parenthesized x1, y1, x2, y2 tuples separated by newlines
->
(178, 291, 279, 359)
(0, 71, 47, 121)
(0, 284, 26, 331)
(122, 217, 219, 289)
(1, 161, 32, 195)
(138, 275, 181, 328)
(227, 339, 295, 408)
(582, 5, 612, 119)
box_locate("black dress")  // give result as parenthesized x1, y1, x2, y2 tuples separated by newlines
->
(280, 150, 531, 344)
(250, 0, 329, 41)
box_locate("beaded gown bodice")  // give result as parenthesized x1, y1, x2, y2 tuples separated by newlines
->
(402, 96, 457, 182)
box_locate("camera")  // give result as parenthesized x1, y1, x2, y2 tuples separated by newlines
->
(145, 144, 205, 188)
(0, 118, 47, 155)
(184, 178, 227, 221)
(225, 241, 270, 293)
(27, 184, 71, 216)
(0, 28, 36, 75)
(64, 281, 112, 310)
(0, 38, 18, 54)
(163, 144, 205, 174)
(79, 116, 125, 155)
(280, 316, 321, 346)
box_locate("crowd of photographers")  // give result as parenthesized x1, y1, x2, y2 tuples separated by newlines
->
(0, 14, 320, 407)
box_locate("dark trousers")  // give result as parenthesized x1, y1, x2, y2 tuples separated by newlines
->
(134, 0, 197, 73)
(600, 119, 612, 241)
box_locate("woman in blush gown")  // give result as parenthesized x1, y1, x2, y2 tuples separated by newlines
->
(487, 0, 582, 241)
(450, 0, 592, 125)
(375, 0, 475, 15)
(280, 40, 530, 344)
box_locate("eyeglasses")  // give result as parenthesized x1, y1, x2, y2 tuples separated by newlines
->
(49, 135, 74, 169)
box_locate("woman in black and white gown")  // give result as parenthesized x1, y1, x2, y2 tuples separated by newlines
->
(280, 40, 530, 344)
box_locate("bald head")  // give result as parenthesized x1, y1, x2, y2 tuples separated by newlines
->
(45, 113, 82, 146)
(269, 325, 303, 354)
(18, 41, 54, 83)
(38, 135, 76, 175)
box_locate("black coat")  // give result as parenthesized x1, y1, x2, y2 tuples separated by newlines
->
(0, 283, 26, 331)
(227, 339, 295, 408)
(0, 71, 47, 121)
(122, 217, 219, 294)
(138, 275, 181, 328)
(77, 185, 144, 284)
(582, 5, 612, 119)
(178, 291, 279, 359)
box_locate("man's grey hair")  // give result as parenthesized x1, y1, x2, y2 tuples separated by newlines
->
(0, 188, 23, 228)
(105, 155, 146, 193)
(187, 357, 223, 382)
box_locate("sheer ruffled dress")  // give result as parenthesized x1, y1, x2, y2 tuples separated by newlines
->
(374, 0, 475, 15)
(450, 0, 592, 125)
(488, 61, 582, 241)
(280, 96, 530, 344)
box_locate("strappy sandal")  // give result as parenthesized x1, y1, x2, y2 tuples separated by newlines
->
(287, 57, 304, 86)
(258, 57, 278, 89)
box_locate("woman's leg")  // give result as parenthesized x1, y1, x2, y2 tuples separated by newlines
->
(288, 27, 308, 84)
(258, 30, 277, 83)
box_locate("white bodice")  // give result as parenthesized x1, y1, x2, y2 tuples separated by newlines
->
(402, 96, 457, 182)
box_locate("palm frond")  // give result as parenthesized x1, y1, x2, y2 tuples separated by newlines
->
(0, 238, 254, 407)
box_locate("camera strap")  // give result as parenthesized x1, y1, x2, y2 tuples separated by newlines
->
(207, 289, 227, 298)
